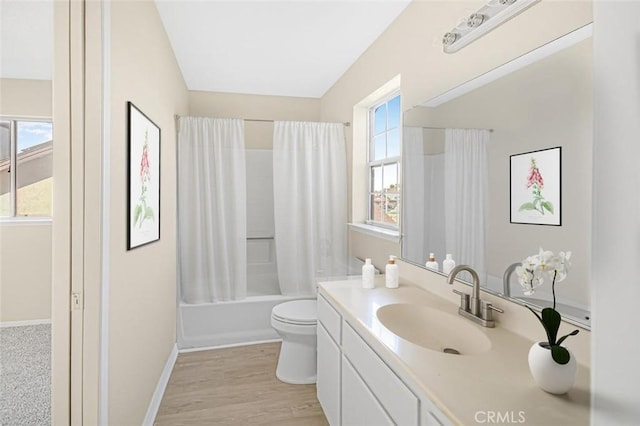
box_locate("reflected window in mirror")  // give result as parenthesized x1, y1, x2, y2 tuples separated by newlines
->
(0, 119, 53, 217)
(367, 93, 401, 229)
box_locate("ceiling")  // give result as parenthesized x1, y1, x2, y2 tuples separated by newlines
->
(0, 0, 53, 80)
(0, 0, 410, 98)
(155, 0, 411, 98)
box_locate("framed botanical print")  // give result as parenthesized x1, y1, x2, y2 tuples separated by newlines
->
(127, 102, 161, 249)
(510, 146, 561, 226)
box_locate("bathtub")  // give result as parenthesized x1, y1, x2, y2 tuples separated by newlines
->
(177, 257, 367, 350)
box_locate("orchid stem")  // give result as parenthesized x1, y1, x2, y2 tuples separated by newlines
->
(552, 270, 557, 311)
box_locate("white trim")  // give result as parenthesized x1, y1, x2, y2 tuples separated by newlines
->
(349, 223, 400, 242)
(99, 2, 111, 425)
(425, 23, 593, 107)
(179, 338, 282, 354)
(0, 217, 52, 225)
(142, 344, 178, 426)
(0, 319, 51, 328)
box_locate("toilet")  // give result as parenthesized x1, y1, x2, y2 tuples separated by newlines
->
(271, 299, 318, 384)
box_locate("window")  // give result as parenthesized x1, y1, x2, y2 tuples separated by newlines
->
(367, 93, 401, 228)
(0, 119, 53, 217)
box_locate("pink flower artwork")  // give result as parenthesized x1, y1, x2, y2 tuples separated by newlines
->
(519, 157, 554, 216)
(133, 128, 155, 228)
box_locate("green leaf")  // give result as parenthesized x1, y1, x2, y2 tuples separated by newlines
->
(556, 329, 580, 346)
(519, 202, 536, 212)
(133, 205, 142, 226)
(541, 201, 554, 214)
(541, 308, 562, 345)
(551, 345, 571, 364)
(144, 207, 155, 221)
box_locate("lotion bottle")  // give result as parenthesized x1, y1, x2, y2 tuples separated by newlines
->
(442, 254, 456, 275)
(362, 258, 375, 289)
(425, 253, 439, 272)
(385, 256, 399, 289)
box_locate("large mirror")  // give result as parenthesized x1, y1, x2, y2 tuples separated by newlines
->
(402, 25, 592, 328)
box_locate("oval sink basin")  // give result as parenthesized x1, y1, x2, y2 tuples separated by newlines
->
(376, 304, 492, 355)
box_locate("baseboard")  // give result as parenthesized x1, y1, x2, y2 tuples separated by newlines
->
(0, 319, 51, 328)
(142, 343, 178, 426)
(179, 338, 282, 354)
(178, 327, 280, 351)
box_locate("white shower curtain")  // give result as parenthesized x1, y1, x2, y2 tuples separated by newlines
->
(444, 128, 489, 282)
(424, 153, 445, 262)
(178, 117, 247, 303)
(273, 121, 347, 296)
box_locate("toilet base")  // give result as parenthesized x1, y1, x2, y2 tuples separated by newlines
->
(275, 338, 317, 384)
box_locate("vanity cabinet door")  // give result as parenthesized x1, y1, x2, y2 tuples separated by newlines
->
(341, 356, 394, 426)
(317, 323, 341, 426)
(342, 322, 419, 425)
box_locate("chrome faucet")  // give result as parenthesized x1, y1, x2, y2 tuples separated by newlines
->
(447, 264, 503, 328)
(502, 262, 521, 297)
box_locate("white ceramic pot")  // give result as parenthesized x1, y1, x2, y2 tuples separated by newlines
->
(528, 341, 577, 394)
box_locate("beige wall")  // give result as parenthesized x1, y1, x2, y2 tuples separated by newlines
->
(405, 39, 592, 307)
(108, 1, 188, 423)
(0, 222, 52, 322)
(189, 91, 320, 149)
(0, 78, 52, 117)
(0, 78, 53, 323)
(319, 0, 593, 273)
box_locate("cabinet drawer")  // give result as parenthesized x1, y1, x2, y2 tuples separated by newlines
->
(342, 322, 419, 425)
(317, 324, 341, 426)
(318, 294, 341, 344)
(342, 355, 394, 426)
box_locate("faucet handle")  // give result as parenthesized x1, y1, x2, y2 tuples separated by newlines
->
(452, 289, 470, 312)
(480, 300, 503, 322)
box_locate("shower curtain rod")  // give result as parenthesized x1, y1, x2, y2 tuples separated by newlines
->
(174, 114, 351, 127)
(420, 125, 493, 132)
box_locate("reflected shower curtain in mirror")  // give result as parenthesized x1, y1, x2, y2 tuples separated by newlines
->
(444, 129, 489, 282)
(273, 121, 347, 296)
(178, 117, 247, 303)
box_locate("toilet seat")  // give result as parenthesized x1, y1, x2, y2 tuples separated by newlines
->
(271, 300, 317, 326)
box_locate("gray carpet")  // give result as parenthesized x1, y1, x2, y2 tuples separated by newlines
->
(0, 324, 51, 426)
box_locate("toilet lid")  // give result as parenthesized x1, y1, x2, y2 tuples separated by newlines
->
(272, 300, 317, 325)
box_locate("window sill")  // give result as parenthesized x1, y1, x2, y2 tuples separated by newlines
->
(348, 223, 400, 243)
(0, 217, 52, 226)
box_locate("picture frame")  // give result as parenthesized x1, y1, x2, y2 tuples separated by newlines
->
(510, 146, 561, 226)
(127, 102, 161, 249)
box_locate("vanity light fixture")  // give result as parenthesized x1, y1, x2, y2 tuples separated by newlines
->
(442, 0, 541, 54)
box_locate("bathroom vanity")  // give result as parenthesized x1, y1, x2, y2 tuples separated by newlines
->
(316, 277, 590, 425)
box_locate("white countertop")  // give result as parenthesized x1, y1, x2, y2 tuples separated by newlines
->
(318, 276, 590, 425)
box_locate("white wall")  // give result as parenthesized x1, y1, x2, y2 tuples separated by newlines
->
(107, 1, 188, 423)
(0, 78, 52, 323)
(592, 2, 640, 423)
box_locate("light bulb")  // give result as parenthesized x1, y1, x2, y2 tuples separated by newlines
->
(442, 32, 459, 46)
(467, 13, 486, 28)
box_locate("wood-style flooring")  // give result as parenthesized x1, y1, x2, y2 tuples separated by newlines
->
(155, 342, 328, 425)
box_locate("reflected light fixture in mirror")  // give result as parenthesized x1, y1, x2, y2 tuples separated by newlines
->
(443, 0, 541, 54)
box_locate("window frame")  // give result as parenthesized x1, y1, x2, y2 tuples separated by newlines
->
(366, 92, 401, 230)
(0, 116, 54, 219)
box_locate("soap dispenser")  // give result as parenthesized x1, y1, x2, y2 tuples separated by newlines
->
(362, 258, 375, 289)
(385, 256, 399, 289)
(442, 254, 456, 275)
(425, 253, 439, 272)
